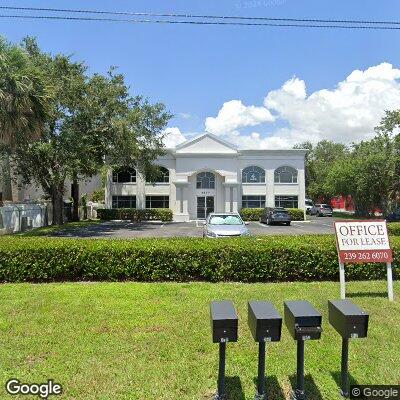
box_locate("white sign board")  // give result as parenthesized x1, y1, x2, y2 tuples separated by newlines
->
(334, 220, 394, 301)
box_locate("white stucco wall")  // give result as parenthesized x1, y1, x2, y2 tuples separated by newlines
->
(106, 133, 307, 221)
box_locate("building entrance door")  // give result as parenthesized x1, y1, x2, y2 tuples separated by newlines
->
(197, 196, 214, 219)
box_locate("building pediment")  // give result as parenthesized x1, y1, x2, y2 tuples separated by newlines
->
(175, 133, 237, 154)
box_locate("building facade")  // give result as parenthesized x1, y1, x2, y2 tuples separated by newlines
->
(105, 133, 307, 221)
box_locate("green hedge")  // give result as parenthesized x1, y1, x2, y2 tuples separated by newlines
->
(0, 236, 397, 283)
(240, 208, 263, 221)
(240, 208, 304, 221)
(388, 222, 400, 236)
(287, 208, 305, 221)
(97, 208, 173, 222)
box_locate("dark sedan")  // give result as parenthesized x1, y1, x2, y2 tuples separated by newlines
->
(260, 207, 292, 226)
(386, 209, 400, 222)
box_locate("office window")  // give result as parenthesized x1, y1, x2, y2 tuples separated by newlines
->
(146, 196, 170, 209)
(242, 195, 266, 209)
(242, 166, 265, 183)
(196, 172, 215, 189)
(112, 195, 136, 209)
(274, 166, 298, 184)
(275, 195, 298, 208)
(146, 166, 170, 184)
(112, 168, 136, 183)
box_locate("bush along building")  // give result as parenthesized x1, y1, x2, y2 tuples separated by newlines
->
(105, 133, 307, 221)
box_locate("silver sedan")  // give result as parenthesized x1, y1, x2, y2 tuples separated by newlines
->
(203, 212, 250, 238)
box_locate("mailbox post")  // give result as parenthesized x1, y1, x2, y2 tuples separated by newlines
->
(210, 301, 238, 400)
(328, 300, 369, 398)
(248, 301, 282, 400)
(284, 301, 323, 400)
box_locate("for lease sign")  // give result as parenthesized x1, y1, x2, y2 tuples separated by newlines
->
(334, 220, 393, 263)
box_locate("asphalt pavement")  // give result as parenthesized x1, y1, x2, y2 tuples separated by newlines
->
(51, 216, 334, 238)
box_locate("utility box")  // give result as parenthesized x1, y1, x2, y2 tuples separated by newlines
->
(248, 301, 282, 342)
(284, 300, 322, 340)
(329, 300, 369, 339)
(210, 301, 238, 343)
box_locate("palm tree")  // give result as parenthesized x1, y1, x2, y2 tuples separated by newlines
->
(0, 38, 50, 202)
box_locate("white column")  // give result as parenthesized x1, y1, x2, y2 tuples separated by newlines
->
(136, 172, 146, 210)
(232, 186, 238, 212)
(298, 169, 306, 212)
(105, 169, 112, 208)
(224, 186, 230, 212)
(266, 169, 275, 207)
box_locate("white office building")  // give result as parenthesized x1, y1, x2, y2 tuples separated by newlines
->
(105, 133, 307, 221)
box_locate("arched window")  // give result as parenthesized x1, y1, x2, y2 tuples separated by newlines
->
(242, 166, 265, 183)
(274, 166, 298, 184)
(112, 167, 136, 183)
(196, 172, 215, 189)
(147, 166, 170, 183)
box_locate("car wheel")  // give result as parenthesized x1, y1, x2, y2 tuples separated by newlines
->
(286, 222, 291, 226)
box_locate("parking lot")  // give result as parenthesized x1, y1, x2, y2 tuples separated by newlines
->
(51, 216, 335, 238)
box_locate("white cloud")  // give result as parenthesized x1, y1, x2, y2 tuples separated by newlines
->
(165, 63, 400, 150)
(201, 62, 400, 149)
(162, 127, 186, 148)
(264, 62, 400, 144)
(205, 100, 275, 135)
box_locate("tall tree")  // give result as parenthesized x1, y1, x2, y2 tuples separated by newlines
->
(294, 140, 348, 202)
(0, 37, 50, 201)
(12, 38, 171, 224)
(326, 134, 394, 216)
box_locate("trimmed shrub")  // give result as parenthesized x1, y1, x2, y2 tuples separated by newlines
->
(388, 222, 400, 236)
(240, 208, 263, 221)
(97, 208, 173, 222)
(0, 235, 397, 283)
(287, 208, 305, 221)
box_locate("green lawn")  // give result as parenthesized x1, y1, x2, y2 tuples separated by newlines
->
(0, 281, 398, 399)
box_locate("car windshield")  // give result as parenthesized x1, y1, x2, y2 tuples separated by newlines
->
(209, 215, 243, 225)
(322, 205, 332, 209)
(305, 201, 313, 206)
(274, 209, 288, 214)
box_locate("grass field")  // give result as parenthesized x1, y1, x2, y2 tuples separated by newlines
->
(0, 281, 399, 399)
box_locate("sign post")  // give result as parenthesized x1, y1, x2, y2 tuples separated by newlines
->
(334, 220, 394, 301)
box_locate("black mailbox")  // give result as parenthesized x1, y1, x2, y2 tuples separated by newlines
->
(210, 300, 238, 343)
(210, 300, 238, 400)
(329, 300, 369, 339)
(284, 301, 322, 400)
(248, 301, 282, 399)
(284, 300, 322, 340)
(248, 301, 282, 342)
(328, 300, 369, 398)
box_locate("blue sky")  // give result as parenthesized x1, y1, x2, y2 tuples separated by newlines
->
(2, 0, 400, 148)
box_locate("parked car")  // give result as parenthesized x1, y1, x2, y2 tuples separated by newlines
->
(386, 209, 400, 222)
(260, 207, 291, 226)
(203, 212, 250, 238)
(310, 203, 333, 217)
(305, 198, 314, 215)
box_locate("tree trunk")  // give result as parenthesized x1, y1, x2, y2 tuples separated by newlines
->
(52, 187, 64, 225)
(1, 153, 13, 201)
(71, 177, 80, 222)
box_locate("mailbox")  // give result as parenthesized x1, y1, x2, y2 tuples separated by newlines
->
(248, 301, 282, 342)
(210, 300, 238, 400)
(284, 300, 322, 340)
(328, 300, 369, 339)
(284, 301, 322, 400)
(248, 301, 282, 399)
(328, 300, 369, 398)
(210, 300, 238, 343)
